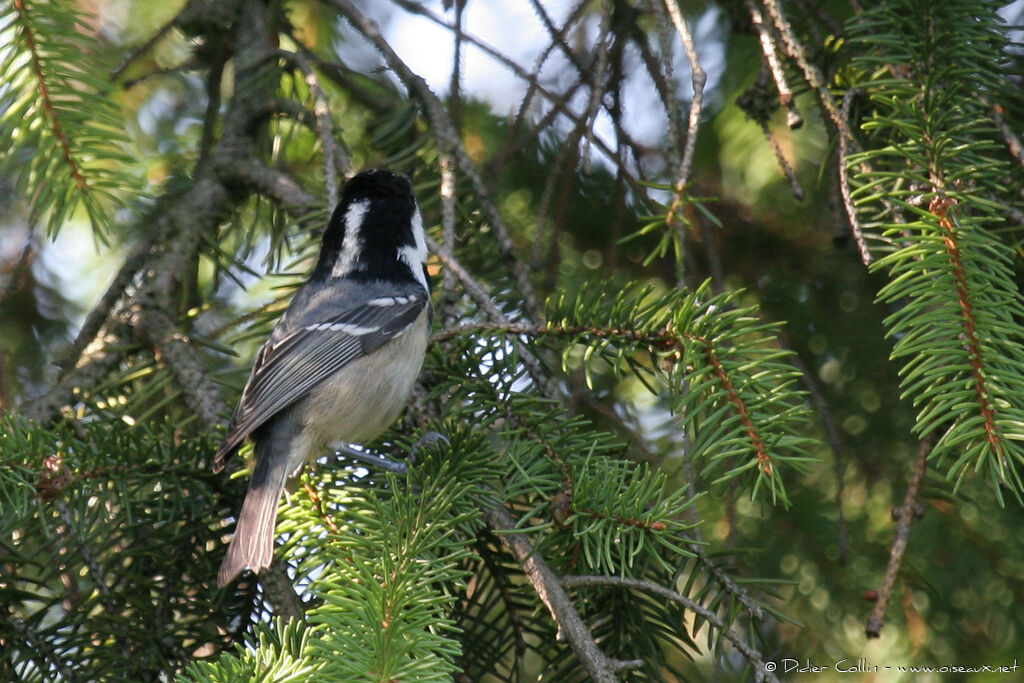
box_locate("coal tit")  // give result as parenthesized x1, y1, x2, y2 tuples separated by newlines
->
(215, 169, 432, 587)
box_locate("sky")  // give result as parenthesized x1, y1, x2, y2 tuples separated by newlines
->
(361, 0, 725, 149)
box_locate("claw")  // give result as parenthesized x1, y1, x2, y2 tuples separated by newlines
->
(409, 430, 450, 464)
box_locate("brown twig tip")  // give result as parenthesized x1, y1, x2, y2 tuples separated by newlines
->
(866, 437, 932, 638)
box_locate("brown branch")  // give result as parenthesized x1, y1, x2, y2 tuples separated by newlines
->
(483, 504, 637, 682)
(760, 121, 805, 200)
(219, 158, 322, 218)
(561, 574, 779, 682)
(866, 436, 932, 638)
(260, 558, 305, 622)
(761, 0, 843, 130)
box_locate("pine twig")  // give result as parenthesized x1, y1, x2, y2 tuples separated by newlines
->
(131, 306, 225, 430)
(660, 0, 706, 286)
(838, 89, 872, 266)
(425, 236, 557, 399)
(865, 436, 932, 638)
(55, 236, 153, 378)
(286, 49, 352, 205)
(561, 574, 779, 683)
(746, 0, 803, 129)
(483, 504, 640, 682)
(333, 0, 542, 317)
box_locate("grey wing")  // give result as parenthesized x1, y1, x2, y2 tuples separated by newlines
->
(214, 284, 428, 469)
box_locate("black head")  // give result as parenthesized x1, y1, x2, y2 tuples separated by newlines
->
(313, 170, 429, 290)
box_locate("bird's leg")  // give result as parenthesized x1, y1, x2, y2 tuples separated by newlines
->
(329, 442, 409, 474)
(329, 431, 449, 473)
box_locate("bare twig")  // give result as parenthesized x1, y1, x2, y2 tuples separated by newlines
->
(662, 0, 706, 192)
(332, 0, 542, 318)
(447, 0, 465, 129)
(761, 122, 805, 199)
(761, 0, 844, 129)
(990, 101, 1024, 171)
(131, 306, 225, 429)
(746, 0, 803, 129)
(561, 574, 779, 683)
(865, 436, 932, 638)
(384, 0, 636, 172)
(287, 50, 353, 205)
(660, 0, 706, 286)
(579, 0, 613, 173)
(483, 504, 633, 683)
(839, 89, 872, 266)
(55, 236, 153, 378)
(439, 154, 458, 326)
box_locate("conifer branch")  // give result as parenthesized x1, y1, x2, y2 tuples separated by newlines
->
(866, 437, 931, 638)
(561, 574, 779, 682)
(483, 503, 631, 683)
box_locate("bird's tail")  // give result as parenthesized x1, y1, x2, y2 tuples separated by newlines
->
(217, 446, 290, 587)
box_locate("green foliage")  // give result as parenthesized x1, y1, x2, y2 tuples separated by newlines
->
(0, 0, 140, 238)
(846, 0, 1024, 499)
(6, 0, 1024, 680)
(282, 444, 481, 682)
(544, 280, 815, 504)
(182, 617, 319, 683)
(0, 417, 252, 682)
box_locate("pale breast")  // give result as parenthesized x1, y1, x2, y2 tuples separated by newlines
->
(299, 307, 430, 457)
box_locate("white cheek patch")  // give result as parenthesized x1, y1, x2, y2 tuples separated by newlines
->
(331, 199, 370, 279)
(305, 322, 378, 335)
(399, 207, 430, 291)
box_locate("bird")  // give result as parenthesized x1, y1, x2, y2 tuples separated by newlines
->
(214, 169, 432, 587)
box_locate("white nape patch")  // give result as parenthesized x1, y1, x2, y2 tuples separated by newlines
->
(399, 207, 430, 291)
(331, 199, 371, 279)
(306, 322, 378, 335)
(368, 295, 410, 306)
